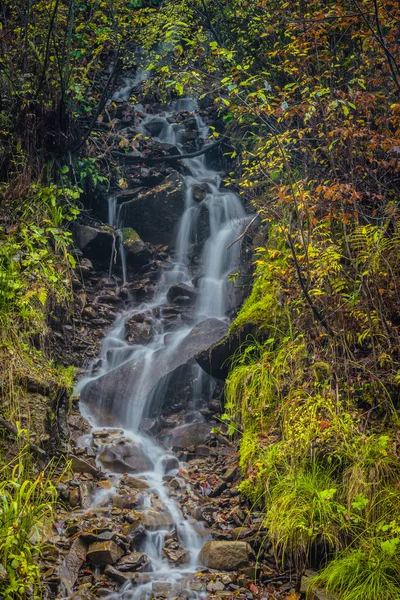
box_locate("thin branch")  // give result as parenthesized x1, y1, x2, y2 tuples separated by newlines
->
(226, 212, 260, 249)
(35, 0, 60, 97)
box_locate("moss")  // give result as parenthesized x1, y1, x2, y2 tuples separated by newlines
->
(121, 227, 140, 243)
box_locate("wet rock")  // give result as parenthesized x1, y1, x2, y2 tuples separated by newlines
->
(67, 413, 92, 444)
(168, 422, 212, 449)
(120, 172, 185, 245)
(162, 456, 179, 473)
(125, 320, 154, 345)
(192, 183, 207, 202)
(81, 318, 228, 424)
(73, 224, 114, 261)
(139, 418, 159, 436)
(152, 582, 181, 597)
(112, 493, 139, 509)
(143, 117, 166, 137)
(141, 509, 174, 530)
(199, 541, 254, 571)
(78, 258, 94, 279)
(59, 538, 88, 595)
(123, 233, 153, 270)
(82, 306, 98, 319)
(116, 552, 151, 572)
(195, 322, 260, 380)
(87, 540, 124, 567)
(166, 283, 198, 304)
(70, 455, 100, 478)
(98, 443, 153, 474)
(104, 565, 130, 584)
(122, 475, 150, 490)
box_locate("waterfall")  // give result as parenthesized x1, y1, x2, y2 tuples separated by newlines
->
(74, 95, 247, 600)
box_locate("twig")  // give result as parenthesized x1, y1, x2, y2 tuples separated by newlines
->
(226, 212, 260, 249)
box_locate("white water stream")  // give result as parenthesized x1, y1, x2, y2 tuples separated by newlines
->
(74, 96, 247, 599)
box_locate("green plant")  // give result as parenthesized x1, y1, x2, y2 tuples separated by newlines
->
(309, 538, 400, 600)
(265, 465, 348, 574)
(0, 448, 57, 599)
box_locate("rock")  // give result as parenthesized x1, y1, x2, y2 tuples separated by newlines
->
(120, 172, 185, 245)
(192, 183, 207, 202)
(207, 580, 225, 593)
(199, 541, 254, 571)
(143, 117, 166, 137)
(112, 493, 139, 509)
(70, 455, 100, 478)
(196, 322, 261, 379)
(122, 475, 150, 490)
(123, 235, 153, 270)
(141, 510, 174, 530)
(59, 538, 88, 595)
(73, 224, 114, 261)
(152, 582, 181, 597)
(139, 418, 159, 436)
(98, 443, 153, 474)
(78, 257, 94, 279)
(169, 422, 212, 449)
(125, 319, 153, 345)
(81, 318, 228, 425)
(166, 283, 198, 304)
(104, 565, 130, 584)
(82, 306, 98, 319)
(69, 488, 80, 508)
(162, 456, 179, 473)
(87, 540, 124, 567)
(116, 552, 151, 572)
(67, 413, 92, 444)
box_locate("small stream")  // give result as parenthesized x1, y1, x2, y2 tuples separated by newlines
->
(74, 94, 247, 599)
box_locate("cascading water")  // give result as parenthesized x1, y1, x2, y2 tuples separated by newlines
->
(107, 196, 128, 283)
(74, 94, 247, 600)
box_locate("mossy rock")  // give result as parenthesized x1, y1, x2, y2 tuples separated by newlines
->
(121, 228, 141, 244)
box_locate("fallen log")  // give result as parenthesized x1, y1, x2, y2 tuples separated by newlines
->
(112, 137, 224, 164)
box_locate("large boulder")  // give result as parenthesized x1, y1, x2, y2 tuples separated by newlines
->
(120, 172, 185, 245)
(80, 318, 228, 426)
(73, 223, 114, 261)
(195, 322, 261, 379)
(199, 541, 254, 571)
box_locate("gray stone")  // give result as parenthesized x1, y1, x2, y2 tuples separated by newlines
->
(143, 117, 167, 137)
(73, 224, 114, 261)
(166, 283, 198, 304)
(199, 541, 254, 571)
(98, 443, 153, 474)
(192, 184, 207, 202)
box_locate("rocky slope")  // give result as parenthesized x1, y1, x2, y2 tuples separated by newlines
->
(43, 72, 306, 600)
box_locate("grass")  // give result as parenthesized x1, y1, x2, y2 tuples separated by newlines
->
(0, 448, 58, 599)
(309, 540, 400, 600)
(265, 465, 349, 572)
